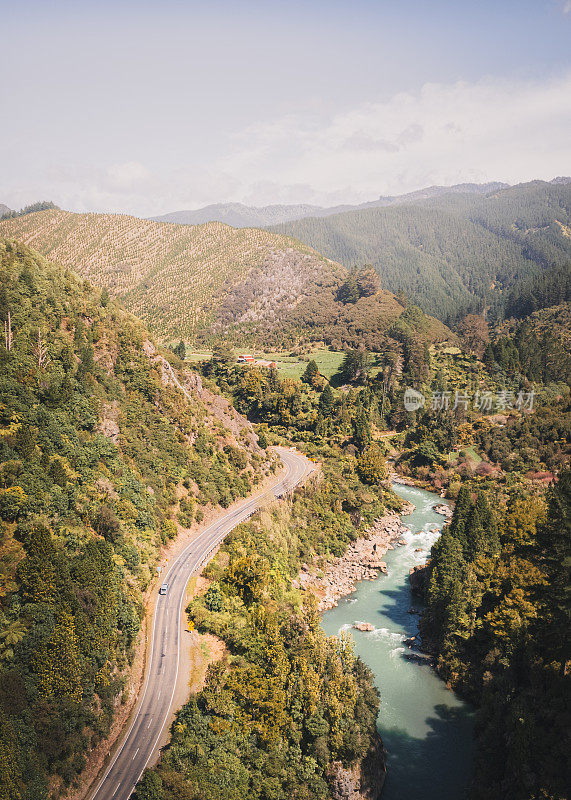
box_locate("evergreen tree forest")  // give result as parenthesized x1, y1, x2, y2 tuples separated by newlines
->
(419, 475, 570, 800)
(0, 240, 271, 799)
(272, 181, 571, 324)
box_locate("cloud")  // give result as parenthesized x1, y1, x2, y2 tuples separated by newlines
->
(560, 1, 571, 14)
(104, 161, 151, 192)
(215, 71, 571, 206)
(3, 72, 570, 215)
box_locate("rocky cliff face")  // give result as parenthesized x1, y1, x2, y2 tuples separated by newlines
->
(409, 562, 431, 596)
(329, 737, 387, 800)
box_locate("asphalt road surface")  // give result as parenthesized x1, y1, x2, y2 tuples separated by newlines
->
(91, 446, 312, 800)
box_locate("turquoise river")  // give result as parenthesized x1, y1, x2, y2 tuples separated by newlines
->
(321, 483, 474, 799)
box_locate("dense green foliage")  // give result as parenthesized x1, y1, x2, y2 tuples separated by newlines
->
(145, 481, 383, 800)
(0, 201, 59, 221)
(0, 240, 267, 799)
(272, 181, 571, 323)
(420, 474, 570, 799)
(483, 304, 571, 386)
(475, 401, 570, 474)
(2, 198, 570, 800)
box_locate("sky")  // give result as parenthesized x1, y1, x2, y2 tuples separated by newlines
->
(1, 0, 570, 217)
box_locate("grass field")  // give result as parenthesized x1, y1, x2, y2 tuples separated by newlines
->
(181, 347, 347, 380)
(262, 349, 346, 380)
(447, 446, 483, 464)
(184, 351, 211, 364)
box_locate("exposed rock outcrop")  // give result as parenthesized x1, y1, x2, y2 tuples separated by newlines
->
(409, 562, 431, 596)
(432, 503, 453, 519)
(97, 401, 120, 442)
(329, 737, 387, 800)
(298, 511, 413, 611)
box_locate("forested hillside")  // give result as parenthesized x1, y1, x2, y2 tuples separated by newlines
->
(205, 264, 453, 350)
(419, 474, 570, 799)
(271, 181, 571, 323)
(0, 240, 272, 799)
(143, 485, 386, 800)
(173, 311, 570, 800)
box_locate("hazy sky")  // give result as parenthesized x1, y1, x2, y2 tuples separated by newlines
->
(1, 0, 570, 216)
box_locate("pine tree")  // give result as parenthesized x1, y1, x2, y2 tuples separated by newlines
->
(534, 469, 571, 665)
(465, 494, 487, 561)
(315, 412, 328, 438)
(450, 485, 472, 554)
(318, 384, 334, 417)
(483, 343, 495, 371)
(340, 349, 370, 384)
(352, 407, 371, 452)
(173, 340, 186, 360)
(302, 359, 319, 385)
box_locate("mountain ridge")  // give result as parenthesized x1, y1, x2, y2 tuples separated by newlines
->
(270, 180, 571, 323)
(150, 181, 511, 227)
(0, 209, 454, 350)
(149, 179, 570, 228)
(0, 209, 346, 342)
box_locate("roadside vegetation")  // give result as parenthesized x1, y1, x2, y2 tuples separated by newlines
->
(0, 240, 269, 799)
(146, 490, 384, 800)
(139, 311, 571, 800)
(0, 210, 569, 800)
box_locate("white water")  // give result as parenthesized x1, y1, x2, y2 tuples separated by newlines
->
(321, 484, 474, 799)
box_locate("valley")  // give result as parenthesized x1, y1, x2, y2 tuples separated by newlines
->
(2, 3, 569, 799)
(0, 189, 569, 800)
(271, 180, 571, 323)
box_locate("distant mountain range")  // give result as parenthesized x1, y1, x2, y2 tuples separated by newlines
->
(271, 179, 571, 323)
(150, 181, 512, 227)
(0, 203, 12, 217)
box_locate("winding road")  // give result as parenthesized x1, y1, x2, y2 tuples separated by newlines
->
(91, 444, 313, 800)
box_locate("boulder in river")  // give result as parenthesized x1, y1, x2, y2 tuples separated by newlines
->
(353, 622, 375, 632)
(402, 650, 435, 665)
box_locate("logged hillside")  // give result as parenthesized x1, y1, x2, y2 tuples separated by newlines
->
(271, 181, 571, 323)
(0, 239, 273, 798)
(0, 210, 342, 341)
(0, 210, 455, 350)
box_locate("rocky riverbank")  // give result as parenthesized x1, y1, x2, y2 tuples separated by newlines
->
(432, 503, 453, 520)
(295, 503, 415, 611)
